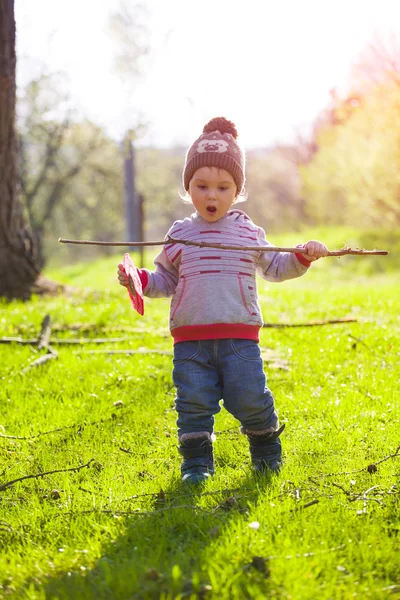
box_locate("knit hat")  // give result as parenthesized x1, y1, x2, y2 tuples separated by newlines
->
(183, 117, 245, 196)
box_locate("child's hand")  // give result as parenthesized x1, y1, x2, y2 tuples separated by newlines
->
(117, 262, 130, 287)
(302, 240, 329, 262)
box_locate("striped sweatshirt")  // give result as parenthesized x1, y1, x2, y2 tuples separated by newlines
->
(141, 210, 311, 343)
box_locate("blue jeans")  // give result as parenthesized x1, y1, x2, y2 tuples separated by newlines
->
(173, 339, 278, 437)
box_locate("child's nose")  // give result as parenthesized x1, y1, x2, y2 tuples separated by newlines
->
(207, 189, 217, 199)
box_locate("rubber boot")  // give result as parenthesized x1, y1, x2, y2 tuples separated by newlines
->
(247, 424, 285, 473)
(178, 434, 214, 484)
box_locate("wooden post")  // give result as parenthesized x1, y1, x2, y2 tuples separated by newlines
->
(123, 135, 144, 267)
(138, 193, 144, 268)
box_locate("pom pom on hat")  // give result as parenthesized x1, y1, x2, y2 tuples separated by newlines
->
(183, 117, 245, 195)
(203, 117, 238, 139)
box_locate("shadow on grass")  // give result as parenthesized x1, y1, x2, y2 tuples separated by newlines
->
(40, 471, 275, 599)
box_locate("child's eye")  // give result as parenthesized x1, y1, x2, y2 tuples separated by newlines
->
(219, 186, 228, 192)
(198, 185, 206, 190)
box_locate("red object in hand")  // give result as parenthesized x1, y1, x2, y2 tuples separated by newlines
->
(122, 253, 144, 315)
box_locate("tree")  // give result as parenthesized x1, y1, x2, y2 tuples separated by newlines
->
(17, 74, 124, 265)
(295, 37, 400, 228)
(0, 0, 41, 298)
(299, 82, 400, 227)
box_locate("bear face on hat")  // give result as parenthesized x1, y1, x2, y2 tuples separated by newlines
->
(183, 117, 245, 196)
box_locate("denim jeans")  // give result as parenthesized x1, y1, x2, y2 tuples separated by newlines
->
(173, 339, 278, 437)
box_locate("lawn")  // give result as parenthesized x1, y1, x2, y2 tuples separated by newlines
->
(0, 240, 399, 599)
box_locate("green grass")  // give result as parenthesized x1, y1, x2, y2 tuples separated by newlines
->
(0, 242, 399, 599)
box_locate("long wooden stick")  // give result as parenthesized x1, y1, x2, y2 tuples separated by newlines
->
(0, 459, 94, 492)
(58, 236, 388, 256)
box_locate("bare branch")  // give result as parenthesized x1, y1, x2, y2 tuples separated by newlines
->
(37, 314, 52, 350)
(263, 318, 358, 328)
(0, 459, 94, 492)
(73, 349, 172, 356)
(21, 351, 58, 374)
(58, 237, 389, 256)
(0, 337, 132, 345)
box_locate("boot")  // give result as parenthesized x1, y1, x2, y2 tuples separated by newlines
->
(178, 434, 214, 484)
(247, 424, 285, 473)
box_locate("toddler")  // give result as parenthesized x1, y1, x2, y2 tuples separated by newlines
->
(118, 117, 328, 483)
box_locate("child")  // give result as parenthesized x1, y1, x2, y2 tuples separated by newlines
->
(118, 117, 328, 484)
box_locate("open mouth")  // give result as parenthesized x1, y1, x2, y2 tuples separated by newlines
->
(206, 206, 217, 215)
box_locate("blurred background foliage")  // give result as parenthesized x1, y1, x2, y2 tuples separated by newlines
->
(16, 36, 400, 269)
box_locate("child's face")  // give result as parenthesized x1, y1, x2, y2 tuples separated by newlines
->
(189, 167, 237, 222)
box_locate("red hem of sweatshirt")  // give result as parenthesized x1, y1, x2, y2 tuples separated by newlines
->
(138, 269, 149, 289)
(295, 244, 312, 267)
(295, 253, 312, 267)
(171, 324, 260, 344)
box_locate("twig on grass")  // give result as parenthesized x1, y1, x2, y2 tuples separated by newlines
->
(18, 314, 59, 374)
(0, 459, 94, 492)
(290, 499, 319, 512)
(0, 337, 39, 345)
(263, 318, 358, 328)
(313, 445, 400, 477)
(37, 314, 52, 350)
(73, 349, 173, 356)
(266, 543, 347, 561)
(0, 414, 120, 440)
(54, 505, 213, 519)
(117, 487, 246, 503)
(357, 485, 382, 514)
(59, 236, 389, 256)
(369, 446, 400, 467)
(331, 482, 352, 497)
(1, 336, 133, 345)
(51, 324, 149, 333)
(52, 338, 130, 344)
(21, 351, 58, 374)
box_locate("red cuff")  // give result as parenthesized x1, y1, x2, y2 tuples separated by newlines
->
(137, 269, 149, 289)
(295, 244, 312, 267)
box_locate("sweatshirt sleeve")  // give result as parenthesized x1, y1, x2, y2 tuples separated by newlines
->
(256, 227, 310, 282)
(139, 229, 179, 298)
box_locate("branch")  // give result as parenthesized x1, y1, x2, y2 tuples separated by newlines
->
(263, 318, 358, 328)
(313, 445, 400, 477)
(0, 459, 94, 492)
(0, 337, 132, 345)
(0, 417, 111, 440)
(21, 352, 58, 374)
(73, 349, 172, 355)
(58, 236, 389, 256)
(37, 314, 52, 350)
(24, 121, 67, 211)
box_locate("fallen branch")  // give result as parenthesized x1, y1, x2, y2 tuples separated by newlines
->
(58, 236, 388, 257)
(21, 351, 58, 374)
(52, 323, 143, 332)
(21, 351, 58, 372)
(263, 318, 358, 328)
(370, 446, 400, 468)
(1, 337, 131, 345)
(0, 337, 38, 344)
(0, 416, 114, 440)
(37, 314, 52, 350)
(313, 445, 400, 477)
(55, 505, 212, 519)
(266, 543, 347, 561)
(290, 499, 319, 512)
(14, 315, 59, 374)
(0, 459, 94, 492)
(50, 337, 129, 344)
(73, 349, 172, 356)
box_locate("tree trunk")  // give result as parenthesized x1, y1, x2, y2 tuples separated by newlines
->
(0, 0, 41, 299)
